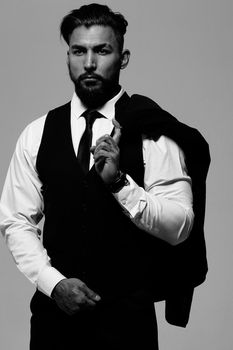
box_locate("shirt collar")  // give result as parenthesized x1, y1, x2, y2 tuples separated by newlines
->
(71, 87, 125, 121)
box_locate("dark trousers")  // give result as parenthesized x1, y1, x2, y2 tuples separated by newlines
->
(30, 292, 158, 350)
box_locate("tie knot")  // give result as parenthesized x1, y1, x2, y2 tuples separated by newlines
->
(82, 110, 102, 129)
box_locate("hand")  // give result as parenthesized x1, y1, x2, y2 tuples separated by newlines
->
(90, 119, 122, 184)
(52, 278, 101, 315)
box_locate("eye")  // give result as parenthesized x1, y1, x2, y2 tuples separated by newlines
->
(71, 47, 86, 56)
(97, 48, 110, 55)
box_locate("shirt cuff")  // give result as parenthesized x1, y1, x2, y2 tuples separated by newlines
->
(37, 266, 66, 297)
(113, 175, 146, 216)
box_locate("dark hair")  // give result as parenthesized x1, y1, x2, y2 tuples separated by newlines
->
(60, 3, 128, 52)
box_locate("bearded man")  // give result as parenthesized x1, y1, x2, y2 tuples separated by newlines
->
(0, 4, 210, 350)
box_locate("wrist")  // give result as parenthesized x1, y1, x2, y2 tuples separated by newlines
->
(51, 278, 67, 299)
(108, 171, 129, 193)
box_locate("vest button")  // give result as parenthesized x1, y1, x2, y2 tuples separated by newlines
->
(82, 181, 88, 189)
(82, 204, 87, 211)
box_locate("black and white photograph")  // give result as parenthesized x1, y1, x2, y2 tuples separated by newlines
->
(0, 1, 232, 349)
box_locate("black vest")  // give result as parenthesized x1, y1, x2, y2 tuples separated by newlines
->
(35, 93, 210, 327)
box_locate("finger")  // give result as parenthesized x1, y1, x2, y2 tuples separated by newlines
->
(85, 298, 97, 306)
(91, 140, 111, 154)
(112, 119, 122, 145)
(82, 285, 101, 302)
(82, 298, 97, 310)
(76, 295, 97, 310)
(94, 150, 113, 163)
(90, 145, 96, 154)
(112, 118, 122, 130)
(94, 142, 112, 155)
(95, 134, 111, 146)
(71, 291, 97, 311)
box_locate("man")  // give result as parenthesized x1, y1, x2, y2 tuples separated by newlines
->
(0, 4, 210, 350)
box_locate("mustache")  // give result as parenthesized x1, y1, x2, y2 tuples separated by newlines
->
(78, 73, 104, 82)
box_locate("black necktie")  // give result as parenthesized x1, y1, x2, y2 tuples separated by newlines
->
(77, 110, 102, 174)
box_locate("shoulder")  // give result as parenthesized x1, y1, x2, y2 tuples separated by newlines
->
(19, 115, 47, 148)
(46, 101, 71, 118)
(15, 115, 47, 163)
(130, 94, 209, 147)
(18, 101, 71, 149)
(128, 93, 210, 172)
(129, 93, 162, 112)
(123, 93, 178, 131)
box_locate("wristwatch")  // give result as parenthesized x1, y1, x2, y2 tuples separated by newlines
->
(108, 171, 129, 193)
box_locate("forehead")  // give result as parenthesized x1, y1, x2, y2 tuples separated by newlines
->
(69, 25, 118, 48)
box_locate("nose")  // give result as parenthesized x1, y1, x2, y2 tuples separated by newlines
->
(84, 50, 97, 72)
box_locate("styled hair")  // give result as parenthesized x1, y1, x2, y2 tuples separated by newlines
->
(60, 3, 128, 52)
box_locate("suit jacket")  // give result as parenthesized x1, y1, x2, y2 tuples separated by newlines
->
(114, 93, 210, 326)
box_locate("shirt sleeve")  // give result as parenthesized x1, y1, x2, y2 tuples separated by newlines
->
(114, 135, 194, 245)
(0, 118, 66, 297)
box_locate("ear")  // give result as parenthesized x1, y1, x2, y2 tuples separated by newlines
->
(120, 49, 130, 70)
(66, 50, 70, 65)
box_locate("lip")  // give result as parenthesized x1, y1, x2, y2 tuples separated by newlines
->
(82, 76, 102, 85)
(83, 76, 99, 81)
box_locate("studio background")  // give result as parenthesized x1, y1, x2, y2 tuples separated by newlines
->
(0, 1, 232, 349)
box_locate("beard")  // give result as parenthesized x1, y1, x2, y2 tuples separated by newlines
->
(68, 65, 121, 109)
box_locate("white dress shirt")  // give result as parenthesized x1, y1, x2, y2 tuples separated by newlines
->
(0, 88, 194, 297)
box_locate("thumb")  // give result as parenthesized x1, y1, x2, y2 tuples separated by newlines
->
(112, 118, 122, 145)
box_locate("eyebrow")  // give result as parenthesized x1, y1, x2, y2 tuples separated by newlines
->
(70, 43, 113, 50)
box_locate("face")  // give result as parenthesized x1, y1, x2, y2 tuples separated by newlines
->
(67, 25, 130, 108)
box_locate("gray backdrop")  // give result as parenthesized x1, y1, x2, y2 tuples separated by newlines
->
(0, 0, 232, 349)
